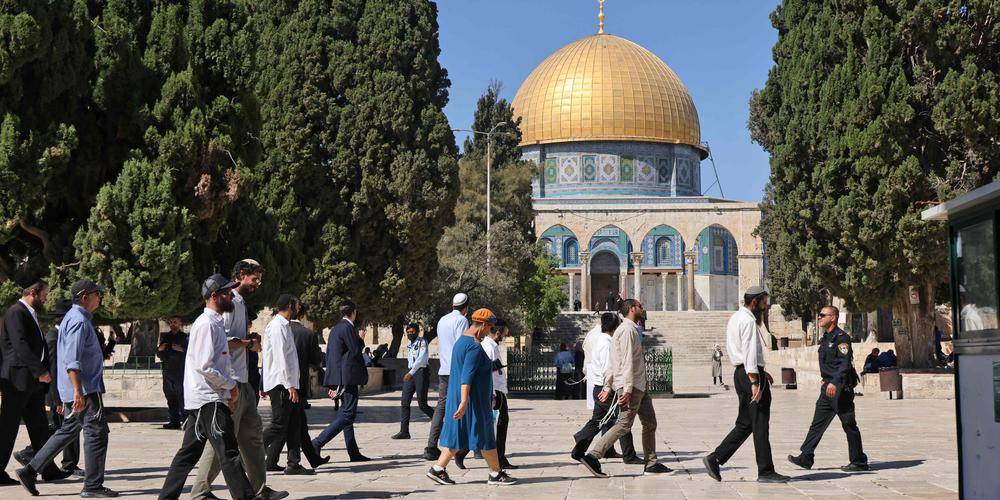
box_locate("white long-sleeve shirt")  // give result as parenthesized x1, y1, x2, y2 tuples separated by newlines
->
(436, 310, 469, 376)
(262, 314, 299, 392)
(185, 308, 238, 410)
(481, 336, 507, 394)
(726, 307, 767, 374)
(406, 337, 429, 376)
(222, 289, 250, 383)
(588, 331, 613, 384)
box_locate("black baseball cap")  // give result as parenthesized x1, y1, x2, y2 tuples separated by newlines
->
(71, 280, 105, 298)
(202, 273, 237, 299)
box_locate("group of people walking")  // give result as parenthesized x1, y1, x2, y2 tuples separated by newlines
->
(567, 286, 869, 484)
(1, 266, 871, 495)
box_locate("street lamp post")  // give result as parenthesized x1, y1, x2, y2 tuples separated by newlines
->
(453, 122, 508, 268)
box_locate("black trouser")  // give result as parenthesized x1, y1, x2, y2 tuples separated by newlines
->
(798, 384, 868, 465)
(263, 386, 303, 468)
(425, 375, 448, 451)
(0, 380, 57, 474)
(555, 373, 572, 400)
(495, 391, 510, 461)
(400, 367, 433, 434)
(711, 365, 775, 475)
(295, 402, 325, 467)
(574, 373, 586, 399)
(29, 393, 109, 491)
(572, 385, 638, 460)
(159, 402, 254, 500)
(162, 371, 186, 424)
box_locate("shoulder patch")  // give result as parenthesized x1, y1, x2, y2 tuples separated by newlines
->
(837, 343, 850, 355)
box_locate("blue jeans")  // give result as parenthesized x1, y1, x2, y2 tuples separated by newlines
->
(312, 385, 361, 457)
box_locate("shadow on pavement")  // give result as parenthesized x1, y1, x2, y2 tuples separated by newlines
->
(793, 471, 873, 481)
(871, 459, 924, 471)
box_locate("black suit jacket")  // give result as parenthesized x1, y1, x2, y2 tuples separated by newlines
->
(291, 321, 323, 398)
(0, 301, 49, 393)
(323, 319, 368, 388)
(45, 327, 60, 404)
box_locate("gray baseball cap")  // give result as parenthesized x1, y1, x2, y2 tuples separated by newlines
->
(202, 273, 237, 299)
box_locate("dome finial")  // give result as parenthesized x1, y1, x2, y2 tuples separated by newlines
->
(598, 0, 606, 34)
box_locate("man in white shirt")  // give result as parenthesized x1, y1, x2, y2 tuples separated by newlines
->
(262, 295, 311, 475)
(159, 274, 254, 500)
(482, 318, 516, 469)
(702, 286, 789, 483)
(572, 313, 639, 464)
(393, 323, 433, 439)
(192, 260, 286, 500)
(423, 293, 470, 461)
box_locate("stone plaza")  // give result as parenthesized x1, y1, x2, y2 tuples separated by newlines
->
(8, 377, 957, 499)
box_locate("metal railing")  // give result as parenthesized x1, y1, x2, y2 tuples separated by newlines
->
(507, 348, 672, 395)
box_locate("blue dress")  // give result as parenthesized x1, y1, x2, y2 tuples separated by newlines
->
(438, 335, 496, 451)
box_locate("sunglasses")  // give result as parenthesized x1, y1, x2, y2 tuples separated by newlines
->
(817, 312, 832, 318)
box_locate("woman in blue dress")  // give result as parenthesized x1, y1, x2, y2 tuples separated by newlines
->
(426, 308, 517, 486)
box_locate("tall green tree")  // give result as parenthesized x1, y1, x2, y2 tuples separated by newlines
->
(750, 0, 1000, 366)
(74, 0, 256, 319)
(253, 0, 458, 332)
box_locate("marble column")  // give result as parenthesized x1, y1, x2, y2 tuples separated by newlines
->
(567, 272, 575, 310)
(580, 251, 591, 312)
(630, 252, 644, 302)
(676, 273, 684, 311)
(684, 250, 697, 311)
(660, 272, 668, 311)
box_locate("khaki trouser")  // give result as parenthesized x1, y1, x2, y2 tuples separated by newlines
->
(587, 388, 657, 463)
(191, 382, 266, 498)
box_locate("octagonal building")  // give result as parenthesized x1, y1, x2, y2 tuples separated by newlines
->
(513, 31, 764, 312)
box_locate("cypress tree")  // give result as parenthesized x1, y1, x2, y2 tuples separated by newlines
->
(750, 0, 1000, 366)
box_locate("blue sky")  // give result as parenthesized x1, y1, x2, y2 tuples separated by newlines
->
(437, 0, 781, 203)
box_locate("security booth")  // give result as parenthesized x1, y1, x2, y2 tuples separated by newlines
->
(921, 181, 1000, 499)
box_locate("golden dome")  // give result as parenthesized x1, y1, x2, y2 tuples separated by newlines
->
(512, 34, 706, 158)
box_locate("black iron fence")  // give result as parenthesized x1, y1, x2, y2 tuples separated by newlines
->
(507, 348, 672, 396)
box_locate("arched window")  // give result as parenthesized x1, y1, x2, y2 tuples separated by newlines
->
(540, 238, 557, 259)
(656, 237, 672, 266)
(564, 238, 580, 265)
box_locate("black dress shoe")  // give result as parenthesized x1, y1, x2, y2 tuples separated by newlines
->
(349, 454, 372, 463)
(500, 461, 519, 470)
(41, 466, 74, 482)
(622, 456, 644, 465)
(702, 455, 721, 482)
(604, 449, 622, 459)
(0, 473, 18, 486)
(80, 487, 119, 497)
(841, 462, 870, 472)
(13, 448, 33, 466)
(283, 464, 315, 475)
(162, 422, 182, 430)
(757, 471, 791, 483)
(265, 463, 283, 472)
(454, 452, 466, 470)
(15, 467, 39, 496)
(580, 455, 607, 478)
(787, 454, 813, 470)
(391, 431, 410, 439)
(260, 487, 289, 500)
(308, 455, 331, 468)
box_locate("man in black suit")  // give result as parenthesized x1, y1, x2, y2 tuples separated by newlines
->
(288, 302, 329, 469)
(311, 300, 370, 461)
(156, 315, 188, 429)
(0, 281, 70, 485)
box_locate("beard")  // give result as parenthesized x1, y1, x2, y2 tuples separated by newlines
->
(220, 298, 235, 313)
(407, 334, 418, 342)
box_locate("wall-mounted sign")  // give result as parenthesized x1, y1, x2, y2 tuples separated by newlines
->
(909, 286, 920, 305)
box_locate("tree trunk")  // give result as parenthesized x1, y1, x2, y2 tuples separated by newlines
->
(892, 284, 936, 368)
(388, 316, 406, 358)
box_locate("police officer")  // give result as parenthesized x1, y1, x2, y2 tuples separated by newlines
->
(788, 305, 869, 472)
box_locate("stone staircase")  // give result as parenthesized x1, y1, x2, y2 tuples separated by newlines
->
(540, 311, 733, 365)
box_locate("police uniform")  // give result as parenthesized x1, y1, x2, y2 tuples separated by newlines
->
(794, 327, 867, 468)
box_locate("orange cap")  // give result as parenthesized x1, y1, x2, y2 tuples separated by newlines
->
(471, 308, 496, 324)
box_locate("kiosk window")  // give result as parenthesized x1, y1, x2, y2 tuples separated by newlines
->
(955, 219, 999, 334)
